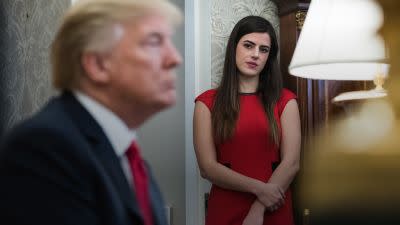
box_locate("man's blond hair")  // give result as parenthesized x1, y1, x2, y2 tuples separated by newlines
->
(51, 0, 182, 90)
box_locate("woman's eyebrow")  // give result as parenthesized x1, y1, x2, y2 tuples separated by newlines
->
(243, 40, 255, 45)
(243, 40, 270, 48)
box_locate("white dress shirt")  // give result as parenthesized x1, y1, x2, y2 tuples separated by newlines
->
(73, 91, 136, 186)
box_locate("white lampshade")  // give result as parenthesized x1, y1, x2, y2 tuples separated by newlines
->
(289, 0, 389, 80)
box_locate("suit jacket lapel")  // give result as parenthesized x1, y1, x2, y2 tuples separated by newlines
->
(95, 140, 142, 218)
(145, 163, 168, 225)
(59, 92, 142, 219)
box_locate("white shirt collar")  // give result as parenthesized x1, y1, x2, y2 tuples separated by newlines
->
(73, 91, 136, 157)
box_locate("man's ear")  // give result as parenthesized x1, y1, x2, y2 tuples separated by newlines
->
(81, 52, 110, 84)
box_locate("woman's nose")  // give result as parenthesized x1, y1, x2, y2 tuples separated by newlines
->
(251, 49, 260, 59)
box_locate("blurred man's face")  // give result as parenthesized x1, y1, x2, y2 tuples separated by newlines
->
(104, 14, 182, 115)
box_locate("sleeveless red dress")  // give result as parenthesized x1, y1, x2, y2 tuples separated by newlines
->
(195, 88, 296, 225)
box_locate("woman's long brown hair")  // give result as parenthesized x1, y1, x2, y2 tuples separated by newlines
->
(212, 15, 283, 145)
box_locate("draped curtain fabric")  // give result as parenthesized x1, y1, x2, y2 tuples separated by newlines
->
(0, 0, 69, 136)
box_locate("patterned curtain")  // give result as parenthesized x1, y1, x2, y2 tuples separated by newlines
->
(0, 0, 70, 135)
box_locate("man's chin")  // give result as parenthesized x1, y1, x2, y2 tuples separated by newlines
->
(163, 96, 177, 108)
(155, 93, 177, 110)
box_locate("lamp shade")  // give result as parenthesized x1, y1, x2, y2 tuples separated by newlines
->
(289, 0, 388, 80)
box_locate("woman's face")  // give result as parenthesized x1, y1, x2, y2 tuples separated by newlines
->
(235, 32, 271, 78)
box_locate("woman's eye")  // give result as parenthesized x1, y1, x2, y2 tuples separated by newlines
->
(243, 43, 252, 49)
(260, 47, 269, 53)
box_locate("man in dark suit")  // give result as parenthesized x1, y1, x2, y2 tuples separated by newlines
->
(0, 0, 182, 225)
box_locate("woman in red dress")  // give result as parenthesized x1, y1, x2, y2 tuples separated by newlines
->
(193, 16, 301, 225)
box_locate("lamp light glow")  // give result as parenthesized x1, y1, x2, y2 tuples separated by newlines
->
(289, 0, 389, 81)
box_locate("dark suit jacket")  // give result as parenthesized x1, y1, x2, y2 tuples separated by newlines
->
(0, 92, 168, 225)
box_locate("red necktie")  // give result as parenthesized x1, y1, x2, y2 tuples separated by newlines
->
(126, 141, 154, 225)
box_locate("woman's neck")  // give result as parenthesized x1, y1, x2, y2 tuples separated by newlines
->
(239, 75, 259, 93)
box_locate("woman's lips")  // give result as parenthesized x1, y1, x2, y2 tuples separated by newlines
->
(246, 62, 258, 69)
